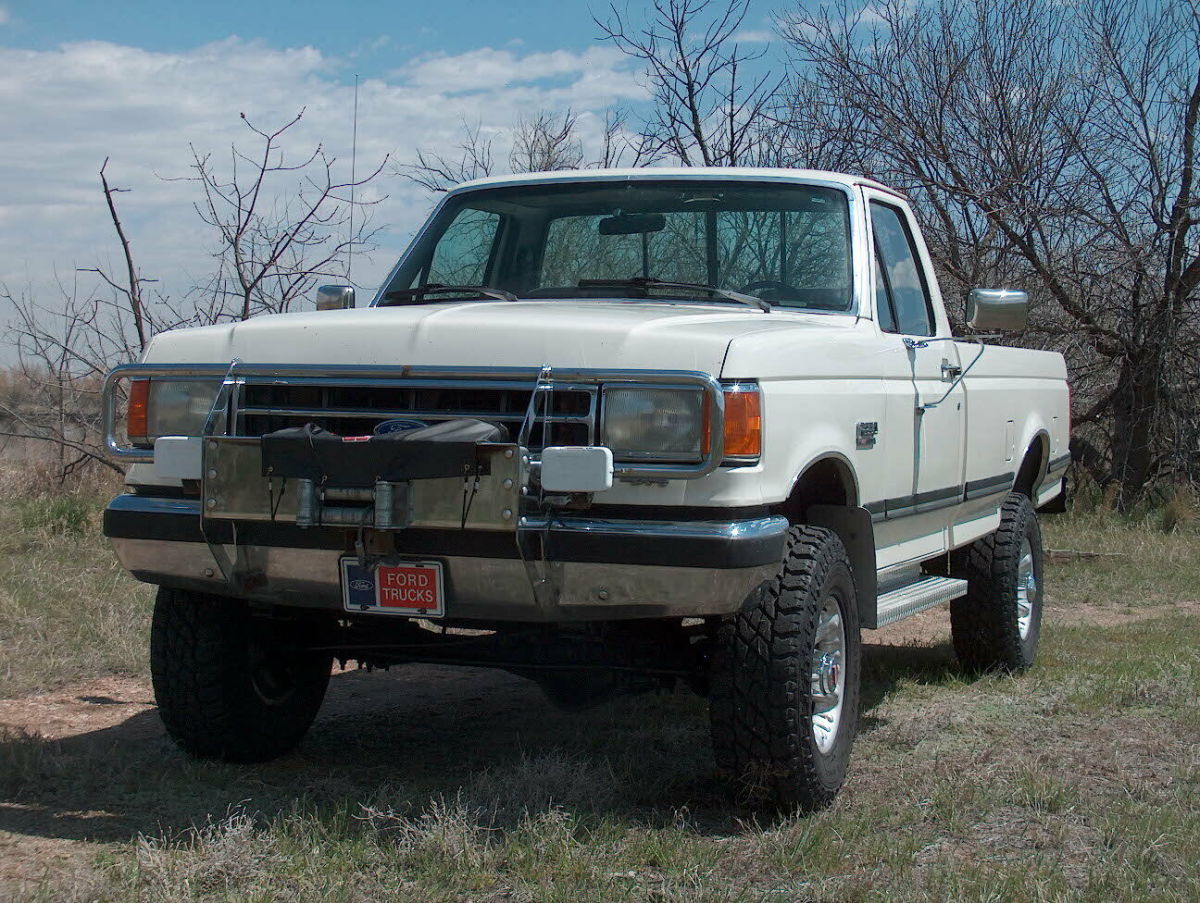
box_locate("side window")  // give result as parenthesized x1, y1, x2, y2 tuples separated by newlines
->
(874, 243, 897, 332)
(870, 202, 934, 336)
(423, 208, 501, 286)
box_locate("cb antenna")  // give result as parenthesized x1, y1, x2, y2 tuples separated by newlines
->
(347, 73, 360, 283)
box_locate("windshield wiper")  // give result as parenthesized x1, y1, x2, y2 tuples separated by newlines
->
(576, 277, 771, 312)
(383, 283, 518, 304)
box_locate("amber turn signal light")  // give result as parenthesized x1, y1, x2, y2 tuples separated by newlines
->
(703, 388, 762, 459)
(127, 378, 151, 447)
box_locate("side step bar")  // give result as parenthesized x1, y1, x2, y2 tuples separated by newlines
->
(874, 576, 968, 627)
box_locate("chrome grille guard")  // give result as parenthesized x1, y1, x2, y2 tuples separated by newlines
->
(102, 362, 727, 481)
(103, 362, 728, 605)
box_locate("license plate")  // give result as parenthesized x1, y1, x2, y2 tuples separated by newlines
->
(340, 558, 445, 617)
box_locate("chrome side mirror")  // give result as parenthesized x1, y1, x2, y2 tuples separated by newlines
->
(967, 288, 1028, 331)
(316, 285, 356, 311)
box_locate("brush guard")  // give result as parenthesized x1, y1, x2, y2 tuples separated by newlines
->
(103, 361, 727, 606)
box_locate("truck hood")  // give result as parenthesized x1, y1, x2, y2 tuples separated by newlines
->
(142, 300, 857, 376)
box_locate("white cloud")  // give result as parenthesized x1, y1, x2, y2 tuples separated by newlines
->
(402, 46, 633, 93)
(0, 38, 646, 359)
(733, 29, 774, 44)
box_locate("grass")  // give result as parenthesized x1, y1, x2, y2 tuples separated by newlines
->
(1043, 507, 1200, 610)
(0, 468, 1197, 901)
(0, 464, 152, 697)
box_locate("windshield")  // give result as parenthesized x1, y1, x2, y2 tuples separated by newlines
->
(380, 179, 855, 312)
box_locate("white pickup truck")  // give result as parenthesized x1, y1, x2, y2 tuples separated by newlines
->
(102, 168, 1070, 808)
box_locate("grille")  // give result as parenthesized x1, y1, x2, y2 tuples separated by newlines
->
(234, 380, 596, 449)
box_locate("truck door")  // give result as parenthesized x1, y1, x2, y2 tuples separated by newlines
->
(866, 194, 966, 563)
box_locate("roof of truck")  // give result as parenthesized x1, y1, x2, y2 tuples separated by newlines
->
(448, 167, 903, 198)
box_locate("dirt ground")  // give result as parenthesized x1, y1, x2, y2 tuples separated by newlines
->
(0, 664, 546, 894)
(0, 599, 1193, 897)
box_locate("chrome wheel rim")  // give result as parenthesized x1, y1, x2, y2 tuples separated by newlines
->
(810, 597, 846, 754)
(1017, 536, 1036, 640)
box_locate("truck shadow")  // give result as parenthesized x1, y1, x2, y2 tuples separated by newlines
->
(0, 642, 965, 846)
(859, 638, 961, 725)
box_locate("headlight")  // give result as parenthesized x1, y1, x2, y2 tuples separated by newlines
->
(601, 387, 706, 461)
(127, 379, 222, 447)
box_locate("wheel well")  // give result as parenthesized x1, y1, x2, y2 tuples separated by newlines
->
(775, 457, 858, 523)
(1013, 435, 1049, 499)
(774, 459, 874, 624)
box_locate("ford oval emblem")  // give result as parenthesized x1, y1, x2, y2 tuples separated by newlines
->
(350, 578, 373, 592)
(374, 418, 428, 435)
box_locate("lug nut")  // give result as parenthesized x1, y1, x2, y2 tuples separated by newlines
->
(501, 508, 513, 520)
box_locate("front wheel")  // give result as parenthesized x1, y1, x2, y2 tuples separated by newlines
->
(951, 492, 1045, 672)
(150, 587, 332, 762)
(708, 525, 861, 810)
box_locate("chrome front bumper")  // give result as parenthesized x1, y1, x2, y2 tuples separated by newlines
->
(104, 495, 787, 621)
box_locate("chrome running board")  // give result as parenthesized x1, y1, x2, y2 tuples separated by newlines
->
(875, 576, 968, 627)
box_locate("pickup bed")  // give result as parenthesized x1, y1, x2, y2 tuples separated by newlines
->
(102, 168, 1070, 808)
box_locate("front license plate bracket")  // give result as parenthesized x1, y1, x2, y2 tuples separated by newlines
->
(340, 557, 445, 617)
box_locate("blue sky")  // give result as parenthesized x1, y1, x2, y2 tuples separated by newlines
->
(0, 0, 780, 362)
(4, 0, 614, 70)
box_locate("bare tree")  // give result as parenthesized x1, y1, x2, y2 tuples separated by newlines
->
(595, 0, 780, 166)
(781, 0, 1200, 508)
(400, 109, 644, 193)
(509, 110, 585, 173)
(397, 120, 498, 193)
(185, 110, 388, 319)
(2, 276, 129, 477)
(3, 111, 390, 483)
(88, 158, 151, 352)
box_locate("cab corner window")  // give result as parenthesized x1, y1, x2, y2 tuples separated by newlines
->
(870, 202, 934, 337)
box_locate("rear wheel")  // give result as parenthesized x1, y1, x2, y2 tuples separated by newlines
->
(709, 525, 861, 810)
(150, 587, 332, 762)
(951, 492, 1045, 672)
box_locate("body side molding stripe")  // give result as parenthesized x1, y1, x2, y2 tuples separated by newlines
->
(865, 470, 1015, 523)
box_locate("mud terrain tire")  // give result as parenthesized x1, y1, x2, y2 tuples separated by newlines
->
(709, 525, 861, 810)
(151, 587, 332, 762)
(951, 492, 1045, 673)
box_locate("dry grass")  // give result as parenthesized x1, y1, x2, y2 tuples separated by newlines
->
(0, 461, 150, 697)
(0, 473, 1197, 901)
